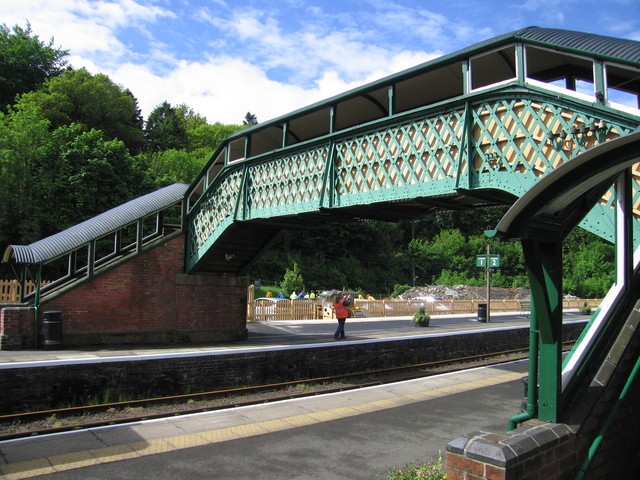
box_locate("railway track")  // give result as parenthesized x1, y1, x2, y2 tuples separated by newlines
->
(0, 346, 558, 441)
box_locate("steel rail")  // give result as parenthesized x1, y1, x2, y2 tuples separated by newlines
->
(0, 345, 571, 441)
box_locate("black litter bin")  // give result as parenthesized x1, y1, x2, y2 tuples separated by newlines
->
(477, 303, 487, 322)
(43, 311, 63, 349)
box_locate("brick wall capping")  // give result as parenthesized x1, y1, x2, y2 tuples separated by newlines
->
(447, 420, 577, 469)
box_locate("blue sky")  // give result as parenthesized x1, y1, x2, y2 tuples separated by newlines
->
(1, 0, 638, 125)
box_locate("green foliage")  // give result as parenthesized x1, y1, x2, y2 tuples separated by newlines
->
(564, 233, 614, 297)
(0, 23, 68, 110)
(145, 101, 188, 152)
(0, 102, 51, 245)
(188, 122, 244, 153)
(390, 284, 412, 298)
(17, 68, 146, 154)
(435, 269, 483, 287)
(0, 23, 619, 303)
(385, 454, 446, 479)
(35, 124, 150, 237)
(280, 262, 304, 295)
(413, 307, 430, 325)
(243, 111, 258, 125)
(139, 149, 203, 187)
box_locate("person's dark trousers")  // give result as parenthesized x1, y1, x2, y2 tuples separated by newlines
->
(334, 318, 346, 339)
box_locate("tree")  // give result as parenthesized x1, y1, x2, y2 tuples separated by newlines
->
(0, 23, 68, 111)
(280, 262, 304, 295)
(35, 124, 151, 238)
(0, 102, 51, 245)
(141, 149, 203, 188)
(565, 238, 614, 297)
(243, 112, 258, 126)
(16, 68, 146, 154)
(145, 101, 189, 152)
(187, 122, 245, 152)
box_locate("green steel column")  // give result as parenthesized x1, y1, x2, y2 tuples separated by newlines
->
(455, 102, 472, 189)
(594, 60, 606, 105)
(388, 85, 395, 117)
(515, 43, 525, 83)
(88, 239, 96, 278)
(282, 122, 289, 148)
(522, 238, 563, 422)
(234, 164, 249, 220)
(617, 169, 633, 288)
(33, 264, 42, 349)
(244, 136, 251, 159)
(462, 60, 470, 95)
(319, 142, 337, 209)
(329, 106, 336, 134)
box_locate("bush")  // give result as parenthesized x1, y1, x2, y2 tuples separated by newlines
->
(384, 454, 446, 479)
(390, 284, 412, 298)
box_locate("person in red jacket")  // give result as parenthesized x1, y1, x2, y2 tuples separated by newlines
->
(332, 291, 352, 340)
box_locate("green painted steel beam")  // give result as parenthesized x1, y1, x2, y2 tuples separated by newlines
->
(185, 87, 640, 273)
(522, 239, 563, 422)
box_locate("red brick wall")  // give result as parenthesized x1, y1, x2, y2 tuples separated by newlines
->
(7, 235, 248, 347)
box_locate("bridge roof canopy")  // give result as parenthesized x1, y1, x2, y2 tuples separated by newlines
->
(3, 183, 189, 265)
(188, 26, 640, 206)
(486, 129, 640, 243)
(246, 26, 640, 132)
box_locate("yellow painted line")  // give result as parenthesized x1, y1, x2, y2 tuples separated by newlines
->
(0, 458, 55, 480)
(49, 451, 100, 471)
(88, 444, 139, 462)
(0, 368, 523, 479)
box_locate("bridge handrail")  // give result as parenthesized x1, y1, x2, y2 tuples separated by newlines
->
(2, 184, 188, 304)
(187, 82, 638, 218)
(186, 27, 640, 207)
(186, 85, 639, 272)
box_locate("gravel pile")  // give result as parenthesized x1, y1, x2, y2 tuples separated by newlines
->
(399, 285, 531, 300)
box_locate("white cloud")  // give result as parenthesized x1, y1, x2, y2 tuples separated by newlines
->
(1, 0, 174, 60)
(5, 0, 633, 128)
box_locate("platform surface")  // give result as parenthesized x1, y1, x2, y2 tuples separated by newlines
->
(0, 310, 589, 367)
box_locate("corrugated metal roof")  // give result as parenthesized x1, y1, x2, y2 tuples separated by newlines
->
(511, 26, 640, 64)
(3, 183, 189, 264)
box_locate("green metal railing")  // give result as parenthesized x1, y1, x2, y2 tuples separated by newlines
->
(186, 87, 639, 273)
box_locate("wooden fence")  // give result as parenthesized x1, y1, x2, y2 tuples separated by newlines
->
(3, 280, 599, 319)
(0, 280, 40, 304)
(248, 296, 601, 322)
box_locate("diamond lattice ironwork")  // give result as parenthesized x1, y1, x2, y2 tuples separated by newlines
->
(186, 93, 640, 271)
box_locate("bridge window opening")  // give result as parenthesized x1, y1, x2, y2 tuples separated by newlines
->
(72, 247, 88, 276)
(187, 177, 205, 211)
(525, 45, 595, 102)
(227, 137, 246, 162)
(94, 234, 119, 267)
(141, 214, 162, 243)
(394, 62, 464, 113)
(334, 87, 389, 131)
(206, 152, 225, 187)
(249, 125, 286, 157)
(118, 223, 138, 254)
(469, 45, 517, 91)
(161, 203, 184, 232)
(605, 63, 640, 111)
(287, 107, 331, 144)
(39, 254, 76, 294)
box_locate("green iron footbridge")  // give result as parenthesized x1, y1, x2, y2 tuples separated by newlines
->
(185, 26, 640, 274)
(3, 28, 640, 463)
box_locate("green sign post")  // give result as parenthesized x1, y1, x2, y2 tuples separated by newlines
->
(476, 254, 500, 267)
(476, 249, 500, 322)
